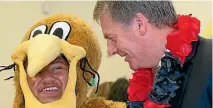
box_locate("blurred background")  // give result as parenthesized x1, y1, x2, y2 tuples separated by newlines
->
(0, 1, 212, 107)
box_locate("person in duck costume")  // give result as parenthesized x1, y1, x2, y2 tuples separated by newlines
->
(0, 14, 126, 108)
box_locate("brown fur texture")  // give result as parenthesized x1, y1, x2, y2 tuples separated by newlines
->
(83, 98, 126, 108)
(13, 13, 126, 108)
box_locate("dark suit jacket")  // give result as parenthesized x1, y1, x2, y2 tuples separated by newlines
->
(171, 37, 212, 108)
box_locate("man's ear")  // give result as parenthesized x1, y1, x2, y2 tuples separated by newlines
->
(135, 13, 148, 36)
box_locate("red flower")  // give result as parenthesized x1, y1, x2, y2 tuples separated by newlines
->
(166, 14, 200, 63)
(144, 100, 171, 108)
(128, 68, 153, 101)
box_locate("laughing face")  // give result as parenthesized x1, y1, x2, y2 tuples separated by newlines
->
(100, 12, 166, 70)
(26, 56, 69, 103)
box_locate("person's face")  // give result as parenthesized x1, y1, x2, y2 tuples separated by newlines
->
(100, 12, 165, 70)
(26, 56, 69, 103)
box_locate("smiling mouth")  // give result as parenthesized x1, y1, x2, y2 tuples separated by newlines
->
(124, 55, 128, 62)
(40, 86, 59, 92)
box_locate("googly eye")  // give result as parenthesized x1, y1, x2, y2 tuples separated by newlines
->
(49, 21, 71, 40)
(29, 25, 47, 39)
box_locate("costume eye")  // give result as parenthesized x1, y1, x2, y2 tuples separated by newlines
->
(29, 25, 47, 39)
(49, 21, 71, 40)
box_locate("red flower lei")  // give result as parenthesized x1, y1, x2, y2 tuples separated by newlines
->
(167, 14, 200, 64)
(128, 14, 200, 108)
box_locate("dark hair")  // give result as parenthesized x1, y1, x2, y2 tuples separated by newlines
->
(108, 78, 129, 102)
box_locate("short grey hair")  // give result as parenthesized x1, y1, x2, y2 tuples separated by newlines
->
(93, 1, 177, 28)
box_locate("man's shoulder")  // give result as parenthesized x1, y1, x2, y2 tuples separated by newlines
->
(192, 36, 212, 70)
(199, 36, 212, 46)
(195, 36, 212, 59)
(177, 36, 212, 108)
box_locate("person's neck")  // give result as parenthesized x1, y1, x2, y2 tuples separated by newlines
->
(157, 26, 174, 46)
(151, 26, 174, 71)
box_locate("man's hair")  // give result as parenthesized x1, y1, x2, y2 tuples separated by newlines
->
(93, 1, 177, 28)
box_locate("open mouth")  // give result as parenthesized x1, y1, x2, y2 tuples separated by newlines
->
(124, 55, 128, 62)
(37, 85, 62, 103)
(42, 87, 59, 92)
(120, 54, 128, 62)
(39, 86, 60, 93)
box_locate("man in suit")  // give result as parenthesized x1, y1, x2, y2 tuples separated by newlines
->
(93, 1, 212, 108)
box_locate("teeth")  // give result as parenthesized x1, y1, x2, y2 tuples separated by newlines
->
(42, 87, 58, 92)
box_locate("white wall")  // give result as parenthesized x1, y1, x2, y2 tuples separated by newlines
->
(0, 1, 211, 108)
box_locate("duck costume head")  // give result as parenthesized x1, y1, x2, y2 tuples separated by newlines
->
(1, 13, 127, 108)
(9, 14, 101, 108)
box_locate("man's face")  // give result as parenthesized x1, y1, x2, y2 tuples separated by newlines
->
(26, 56, 69, 103)
(100, 12, 165, 70)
